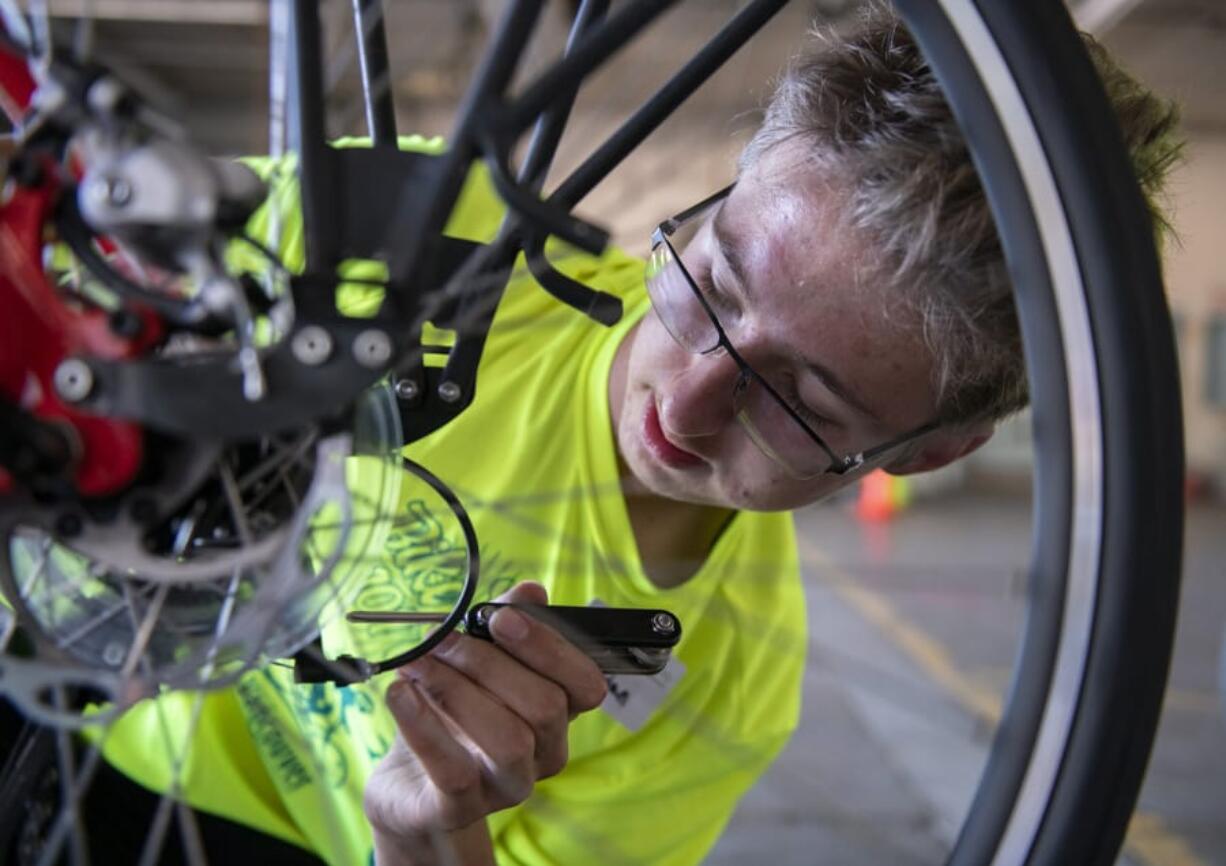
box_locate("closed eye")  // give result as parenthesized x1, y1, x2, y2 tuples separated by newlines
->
(776, 373, 835, 431)
(693, 269, 740, 320)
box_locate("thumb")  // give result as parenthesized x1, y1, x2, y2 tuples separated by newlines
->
(494, 580, 548, 606)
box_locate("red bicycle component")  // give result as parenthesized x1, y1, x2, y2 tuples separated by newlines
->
(0, 167, 161, 498)
(0, 33, 167, 499)
(0, 35, 35, 125)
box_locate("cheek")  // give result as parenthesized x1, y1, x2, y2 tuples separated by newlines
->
(727, 467, 850, 511)
(720, 459, 801, 509)
(629, 312, 684, 379)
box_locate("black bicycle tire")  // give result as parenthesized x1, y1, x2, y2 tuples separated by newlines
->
(893, 1, 1185, 864)
(0, 2, 1185, 864)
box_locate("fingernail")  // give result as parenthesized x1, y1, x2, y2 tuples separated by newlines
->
(388, 680, 420, 713)
(491, 607, 529, 642)
(396, 660, 424, 680)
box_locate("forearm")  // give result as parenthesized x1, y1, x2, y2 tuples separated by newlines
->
(373, 820, 496, 866)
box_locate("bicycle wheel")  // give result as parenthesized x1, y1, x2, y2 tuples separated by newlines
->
(0, 1, 1182, 865)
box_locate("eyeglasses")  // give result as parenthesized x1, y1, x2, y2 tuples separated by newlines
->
(645, 185, 939, 478)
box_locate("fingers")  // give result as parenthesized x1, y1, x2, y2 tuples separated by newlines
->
(494, 580, 548, 606)
(381, 581, 609, 833)
(430, 632, 571, 777)
(400, 657, 538, 809)
(486, 605, 608, 715)
(383, 679, 486, 830)
(480, 581, 607, 715)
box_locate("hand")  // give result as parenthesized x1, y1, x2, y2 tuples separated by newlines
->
(364, 582, 607, 863)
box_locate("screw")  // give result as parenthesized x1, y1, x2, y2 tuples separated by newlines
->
(650, 612, 677, 636)
(291, 326, 333, 366)
(471, 605, 490, 628)
(93, 174, 132, 208)
(87, 76, 125, 114)
(394, 378, 420, 401)
(353, 329, 393, 369)
(53, 359, 95, 403)
(438, 381, 462, 403)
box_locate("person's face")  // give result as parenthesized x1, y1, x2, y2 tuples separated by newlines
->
(610, 143, 941, 511)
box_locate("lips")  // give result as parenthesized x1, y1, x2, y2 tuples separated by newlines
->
(642, 400, 704, 469)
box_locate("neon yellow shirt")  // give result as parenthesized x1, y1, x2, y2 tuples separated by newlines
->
(98, 139, 807, 865)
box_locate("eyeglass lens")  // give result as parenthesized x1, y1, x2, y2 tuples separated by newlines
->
(646, 204, 835, 478)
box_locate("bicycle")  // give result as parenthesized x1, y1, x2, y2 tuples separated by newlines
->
(0, 1, 1184, 864)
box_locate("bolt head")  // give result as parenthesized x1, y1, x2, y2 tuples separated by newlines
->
(90, 174, 132, 208)
(438, 381, 462, 403)
(86, 76, 125, 114)
(53, 359, 95, 403)
(650, 612, 677, 636)
(394, 378, 420, 401)
(353, 329, 393, 369)
(291, 326, 333, 366)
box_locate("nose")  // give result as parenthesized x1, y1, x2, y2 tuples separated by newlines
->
(660, 350, 742, 439)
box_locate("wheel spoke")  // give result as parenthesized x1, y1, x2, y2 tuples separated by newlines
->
(53, 592, 143, 653)
(36, 730, 104, 866)
(236, 430, 317, 493)
(175, 801, 209, 866)
(136, 794, 177, 866)
(134, 609, 213, 865)
(218, 460, 255, 547)
(118, 582, 170, 681)
(204, 569, 243, 670)
(54, 692, 92, 866)
(19, 532, 52, 604)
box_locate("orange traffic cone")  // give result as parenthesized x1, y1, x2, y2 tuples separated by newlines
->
(855, 469, 909, 522)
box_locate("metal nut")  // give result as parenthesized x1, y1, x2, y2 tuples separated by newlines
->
(90, 174, 133, 209)
(438, 381, 462, 403)
(650, 612, 677, 636)
(393, 378, 420, 401)
(291, 326, 334, 366)
(353, 329, 393, 369)
(53, 359, 95, 403)
(86, 76, 125, 114)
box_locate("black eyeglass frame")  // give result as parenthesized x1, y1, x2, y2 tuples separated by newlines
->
(649, 185, 941, 478)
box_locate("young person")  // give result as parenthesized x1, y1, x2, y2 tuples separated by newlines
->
(361, 8, 1180, 864)
(95, 6, 1180, 865)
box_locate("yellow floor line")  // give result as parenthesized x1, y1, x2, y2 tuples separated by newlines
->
(797, 535, 1206, 866)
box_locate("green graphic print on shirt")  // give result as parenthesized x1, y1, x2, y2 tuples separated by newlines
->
(95, 142, 807, 866)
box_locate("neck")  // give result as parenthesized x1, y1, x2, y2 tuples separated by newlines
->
(622, 486, 734, 589)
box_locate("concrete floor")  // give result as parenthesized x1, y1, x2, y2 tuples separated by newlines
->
(707, 493, 1226, 866)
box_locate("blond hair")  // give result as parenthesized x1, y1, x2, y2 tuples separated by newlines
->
(739, 5, 1181, 423)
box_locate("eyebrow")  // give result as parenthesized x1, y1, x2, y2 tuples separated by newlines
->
(712, 203, 752, 298)
(712, 200, 882, 426)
